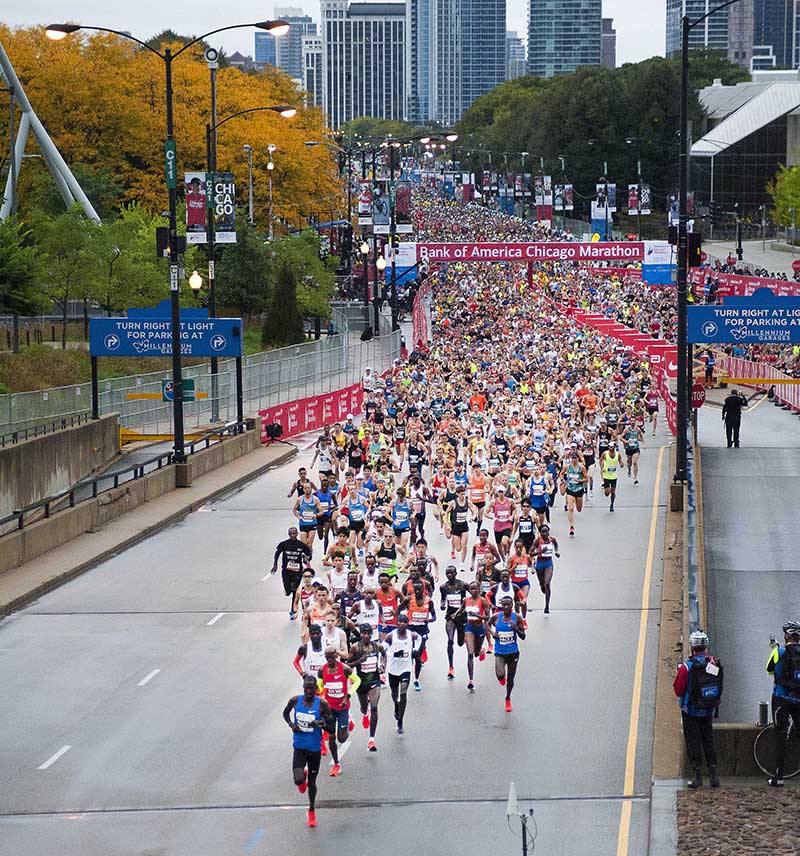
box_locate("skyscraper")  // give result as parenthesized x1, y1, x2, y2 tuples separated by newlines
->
(528, 0, 602, 78)
(462, 0, 507, 112)
(727, 0, 754, 69)
(302, 35, 324, 107)
(665, 0, 730, 58)
(254, 31, 277, 66)
(256, 8, 317, 81)
(407, 0, 433, 123)
(753, 0, 794, 68)
(601, 18, 616, 68)
(321, 0, 406, 128)
(506, 31, 527, 79)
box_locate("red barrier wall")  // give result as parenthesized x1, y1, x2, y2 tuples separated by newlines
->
(259, 383, 364, 443)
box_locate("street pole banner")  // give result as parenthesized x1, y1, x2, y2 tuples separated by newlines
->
(595, 182, 616, 212)
(396, 181, 413, 233)
(627, 183, 651, 215)
(554, 184, 574, 211)
(357, 182, 373, 225)
(414, 241, 645, 263)
(213, 172, 237, 243)
(185, 171, 207, 244)
(688, 287, 800, 343)
(90, 301, 243, 358)
(372, 180, 390, 232)
(534, 175, 553, 205)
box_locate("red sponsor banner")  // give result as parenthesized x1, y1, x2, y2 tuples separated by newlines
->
(689, 269, 800, 298)
(259, 383, 365, 443)
(416, 241, 645, 264)
(581, 265, 643, 280)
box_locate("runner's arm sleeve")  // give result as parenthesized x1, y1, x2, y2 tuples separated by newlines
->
(766, 647, 780, 674)
(673, 663, 688, 697)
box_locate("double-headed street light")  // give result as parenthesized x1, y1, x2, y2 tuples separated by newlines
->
(46, 19, 289, 462)
(675, 0, 742, 484)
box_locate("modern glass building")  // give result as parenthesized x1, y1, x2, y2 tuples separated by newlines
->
(254, 31, 277, 66)
(255, 8, 317, 80)
(462, 0, 506, 110)
(753, 0, 794, 68)
(665, 0, 730, 58)
(528, 0, 602, 78)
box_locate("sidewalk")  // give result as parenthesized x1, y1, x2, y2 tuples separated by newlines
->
(0, 440, 296, 618)
(703, 239, 799, 277)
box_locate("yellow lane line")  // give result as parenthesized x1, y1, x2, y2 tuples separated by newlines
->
(616, 444, 666, 856)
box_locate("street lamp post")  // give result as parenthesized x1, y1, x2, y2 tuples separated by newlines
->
(388, 141, 400, 332)
(519, 152, 528, 220)
(626, 137, 643, 240)
(676, 0, 742, 483)
(243, 144, 254, 225)
(46, 19, 289, 462)
(267, 144, 276, 241)
(557, 155, 566, 230)
(205, 105, 294, 422)
(360, 240, 370, 320)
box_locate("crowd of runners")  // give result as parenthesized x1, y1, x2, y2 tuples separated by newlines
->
(278, 189, 664, 827)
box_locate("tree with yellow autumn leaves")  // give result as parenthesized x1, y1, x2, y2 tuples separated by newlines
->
(0, 25, 342, 226)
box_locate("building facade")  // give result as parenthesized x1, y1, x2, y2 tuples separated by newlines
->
(665, 0, 730, 57)
(406, 0, 433, 123)
(462, 0, 506, 111)
(601, 17, 616, 68)
(254, 31, 277, 66)
(321, 0, 406, 128)
(727, 0, 754, 70)
(302, 35, 324, 107)
(528, 0, 602, 78)
(506, 31, 527, 79)
(753, 0, 794, 69)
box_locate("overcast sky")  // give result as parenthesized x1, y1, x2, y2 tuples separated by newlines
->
(3, 1, 665, 67)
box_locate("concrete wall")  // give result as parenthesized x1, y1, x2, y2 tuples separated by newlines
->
(0, 415, 119, 519)
(0, 427, 258, 575)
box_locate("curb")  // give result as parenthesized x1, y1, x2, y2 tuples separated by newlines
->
(0, 443, 297, 619)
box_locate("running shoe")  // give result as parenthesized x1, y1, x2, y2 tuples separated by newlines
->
(544, 606, 550, 614)
(498, 676, 506, 686)
(768, 776, 785, 788)
(362, 713, 370, 730)
(467, 681, 474, 692)
(479, 650, 486, 662)
(421, 648, 428, 664)
(609, 503, 615, 512)
(397, 724, 404, 734)
(487, 644, 493, 654)
(367, 739, 377, 752)
(451, 550, 456, 560)
(321, 738, 328, 756)
(289, 610, 297, 620)
(329, 763, 341, 777)
(505, 698, 512, 713)
(447, 666, 455, 680)
(414, 680, 422, 692)
(348, 717, 355, 732)
(307, 810, 317, 828)
(569, 526, 574, 537)
(297, 770, 308, 794)
(634, 479, 639, 485)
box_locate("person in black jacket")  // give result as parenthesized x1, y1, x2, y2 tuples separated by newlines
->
(271, 527, 312, 618)
(721, 388, 747, 448)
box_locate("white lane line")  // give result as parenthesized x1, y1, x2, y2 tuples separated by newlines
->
(38, 745, 72, 770)
(206, 612, 226, 626)
(137, 669, 161, 687)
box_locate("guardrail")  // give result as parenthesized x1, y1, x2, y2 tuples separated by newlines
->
(0, 411, 93, 447)
(685, 431, 700, 633)
(0, 420, 252, 533)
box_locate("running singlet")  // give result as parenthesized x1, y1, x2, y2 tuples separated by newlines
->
(602, 452, 620, 481)
(566, 465, 584, 494)
(493, 498, 513, 531)
(494, 613, 520, 656)
(385, 631, 414, 675)
(299, 497, 317, 525)
(537, 540, 555, 563)
(359, 600, 381, 640)
(302, 643, 327, 676)
(407, 595, 430, 627)
(348, 494, 368, 523)
(292, 696, 323, 751)
(465, 597, 486, 629)
(392, 500, 411, 531)
(321, 663, 350, 710)
(509, 556, 530, 585)
(529, 476, 548, 507)
(315, 489, 335, 518)
(376, 589, 399, 627)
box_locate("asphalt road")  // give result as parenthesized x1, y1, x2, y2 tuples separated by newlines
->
(698, 394, 800, 723)
(0, 425, 670, 856)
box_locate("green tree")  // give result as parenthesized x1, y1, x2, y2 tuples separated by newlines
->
(213, 212, 272, 316)
(84, 204, 168, 315)
(768, 164, 800, 225)
(34, 206, 96, 348)
(262, 259, 304, 348)
(0, 217, 48, 351)
(28, 163, 125, 221)
(270, 230, 335, 318)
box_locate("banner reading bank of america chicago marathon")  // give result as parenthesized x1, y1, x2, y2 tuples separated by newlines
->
(415, 242, 645, 264)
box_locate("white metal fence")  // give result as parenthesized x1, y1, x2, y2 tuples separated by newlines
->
(0, 306, 401, 435)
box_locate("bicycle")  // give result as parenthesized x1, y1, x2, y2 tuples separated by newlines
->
(753, 637, 800, 778)
(753, 709, 800, 778)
